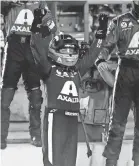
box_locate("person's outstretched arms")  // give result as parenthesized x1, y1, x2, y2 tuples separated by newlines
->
(30, 3, 57, 79)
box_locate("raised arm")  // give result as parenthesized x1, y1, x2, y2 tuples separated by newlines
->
(30, 2, 58, 78)
(95, 17, 120, 86)
(95, 17, 120, 67)
(76, 14, 109, 76)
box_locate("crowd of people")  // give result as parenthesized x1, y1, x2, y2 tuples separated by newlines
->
(0, 1, 139, 166)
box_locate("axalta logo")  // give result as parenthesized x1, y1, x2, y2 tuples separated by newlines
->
(56, 57, 62, 64)
(125, 32, 139, 56)
(11, 24, 31, 33)
(57, 81, 79, 103)
(10, 9, 34, 33)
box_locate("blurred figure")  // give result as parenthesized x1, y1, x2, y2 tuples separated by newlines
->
(95, 1, 139, 166)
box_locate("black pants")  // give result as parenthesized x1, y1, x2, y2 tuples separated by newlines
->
(42, 108, 78, 166)
(103, 59, 139, 164)
(1, 34, 42, 141)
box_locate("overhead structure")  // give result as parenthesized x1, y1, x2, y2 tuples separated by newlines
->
(47, 0, 132, 42)
(47, 0, 132, 3)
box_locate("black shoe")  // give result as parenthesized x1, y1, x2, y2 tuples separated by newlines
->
(30, 137, 42, 147)
(1, 141, 7, 150)
(106, 159, 117, 166)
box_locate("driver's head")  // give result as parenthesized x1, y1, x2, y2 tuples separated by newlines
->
(48, 33, 79, 67)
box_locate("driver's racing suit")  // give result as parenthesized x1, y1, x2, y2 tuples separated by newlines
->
(95, 11, 139, 164)
(31, 37, 106, 166)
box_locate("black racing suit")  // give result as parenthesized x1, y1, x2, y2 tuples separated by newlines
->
(31, 34, 105, 166)
(96, 11, 139, 164)
(1, 2, 55, 146)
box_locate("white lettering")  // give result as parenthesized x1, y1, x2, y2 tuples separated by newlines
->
(11, 25, 31, 33)
(57, 57, 62, 63)
(57, 94, 79, 103)
(22, 26, 27, 32)
(65, 111, 78, 116)
(63, 96, 68, 100)
(11, 26, 16, 32)
(67, 97, 72, 102)
(16, 26, 22, 31)
(56, 69, 77, 78)
(57, 95, 63, 100)
(125, 49, 139, 55)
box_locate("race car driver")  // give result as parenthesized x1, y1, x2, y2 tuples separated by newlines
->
(30, 14, 108, 166)
(95, 1, 139, 166)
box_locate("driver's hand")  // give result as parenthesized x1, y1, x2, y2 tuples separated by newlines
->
(95, 14, 108, 39)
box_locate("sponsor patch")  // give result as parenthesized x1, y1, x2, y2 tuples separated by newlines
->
(128, 22, 134, 27)
(65, 111, 78, 116)
(125, 49, 139, 56)
(56, 69, 77, 78)
(57, 81, 79, 103)
(11, 24, 31, 33)
(126, 32, 139, 56)
(121, 22, 127, 28)
(57, 57, 62, 63)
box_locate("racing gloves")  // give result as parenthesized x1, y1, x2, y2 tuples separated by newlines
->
(31, 7, 57, 38)
(95, 14, 108, 40)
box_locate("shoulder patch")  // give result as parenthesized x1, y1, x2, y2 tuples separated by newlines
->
(120, 21, 128, 28)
